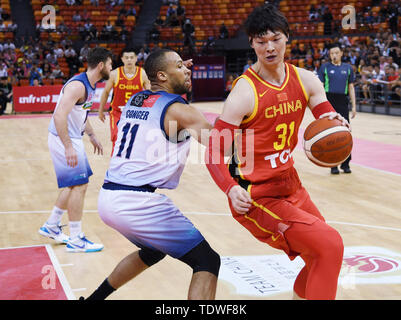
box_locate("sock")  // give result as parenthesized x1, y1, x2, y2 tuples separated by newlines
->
(69, 221, 82, 239)
(47, 206, 65, 225)
(85, 278, 116, 300)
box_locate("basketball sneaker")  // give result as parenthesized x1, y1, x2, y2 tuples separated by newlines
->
(38, 222, 69, 244)
(66, 233, 104, 253)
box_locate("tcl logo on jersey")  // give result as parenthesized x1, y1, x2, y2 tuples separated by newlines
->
(264, 148, 292, 169)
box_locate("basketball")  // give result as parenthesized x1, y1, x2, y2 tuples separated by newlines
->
(303, 118, 353, 167)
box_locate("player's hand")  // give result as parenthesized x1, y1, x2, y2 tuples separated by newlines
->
(183, 59, 193, 68)
(98, 109, 106, 123)
(351, 109, 356, 119)
(89, 134, 103, 155)
(319, 112, 351, 130)
(227, 185, 252, 215)
(65, 145, 78, 167)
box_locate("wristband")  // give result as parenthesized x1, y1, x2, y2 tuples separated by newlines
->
(205, 119, 239, 195)
(311, 101, 336, 119)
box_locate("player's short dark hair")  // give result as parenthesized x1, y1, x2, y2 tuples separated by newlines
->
(144, 48, 175, 83)
(329, 43, 342, 51)
(121, 46, 138, 56)
(86, 47, 112, 69)
(244, 4, 289, 41)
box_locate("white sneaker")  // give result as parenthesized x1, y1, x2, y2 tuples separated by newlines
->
(39, 222, 69, 244)
(66, 233, 104, 253)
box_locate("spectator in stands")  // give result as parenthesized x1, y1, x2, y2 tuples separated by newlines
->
(370, 64, 386, 101)
(82, 9, 90, 21)
(115, 14, 125, 28)
(54, 45, 64, 59)
(317, 1, 328, 17)
(66, 0, 76, 6)
(165, 3, 177, 26)
(149, 23, 160, 42)
(219, 23, 229, 39)
(0, 63, 8, 79)
(72, 11, 82, 22)
(388, 2, 399, 34)
(137, 47, 149, 64)
(90, 0, 99, 6)
(49, 64, 64, 80)
(32, 78, 42, 86)
(29, 64, 42, 86)
(202, 36, 216, 55)
(176, 3, 186, 26)
(322, 7, 333, 35)
(79, 44, 90, 63)
(65, 45, 79, 76)
(46, 51, 58, 67)
(41, 62, 52, 79)
(385, 55, 399, 70)
(0, 20, 6, 32)
(0, 76, 12, 115)
(243, 58, 253, 72)
(155, 15, 164, 26)
(309, 4, 318, 21)
(182, 18, 195, 55)
(126, 6, 136, 17)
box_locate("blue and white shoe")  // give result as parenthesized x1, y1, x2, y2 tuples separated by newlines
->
(66, 233, 104, 253)
(39, 222, 69, 244)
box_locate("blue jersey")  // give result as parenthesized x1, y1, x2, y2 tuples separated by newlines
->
(48, 72, 96, 139)
(104, 90, 191, 189)
(318, 62, 355, 95)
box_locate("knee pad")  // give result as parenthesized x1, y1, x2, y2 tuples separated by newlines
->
(138, 247, 166, 267)
(178, 240, 221, 277)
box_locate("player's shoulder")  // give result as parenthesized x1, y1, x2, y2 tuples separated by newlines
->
(295, 66, 320, 82)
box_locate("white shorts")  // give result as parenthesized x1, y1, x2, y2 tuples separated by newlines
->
(48, 133, 93, 188)
(98, 186, 205, 258)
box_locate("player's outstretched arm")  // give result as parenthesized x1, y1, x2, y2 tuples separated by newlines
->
(206, 78, 254, 214)
(99, 69, 116, 122)
(164, 102, 212, 146)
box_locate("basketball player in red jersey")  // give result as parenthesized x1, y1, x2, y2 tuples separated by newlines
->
(206, 4, 350, 300)
(99, 47, 151, 153)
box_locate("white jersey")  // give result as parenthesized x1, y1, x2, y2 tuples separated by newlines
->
(48, 72, 96, 139)
(104, 90, 191, 190)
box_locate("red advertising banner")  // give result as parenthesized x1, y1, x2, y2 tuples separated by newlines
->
(12, 82, 110, 113)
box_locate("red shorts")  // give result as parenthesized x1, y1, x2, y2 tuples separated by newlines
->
(109, 109, 122, 144)
(229, 167, 325, 260)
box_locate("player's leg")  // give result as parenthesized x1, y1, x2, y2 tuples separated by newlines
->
(178, 240, 220, 300)
(39, 187, 71, 243)
(286, 220, 344, 300)
(85, 248, 166, 300)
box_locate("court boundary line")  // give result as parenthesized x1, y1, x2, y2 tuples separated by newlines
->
(0, 210, 400, 232)
(45, 244, 76, 300)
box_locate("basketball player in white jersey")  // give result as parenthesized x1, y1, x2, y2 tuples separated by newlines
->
(83, 49, 220, 300)
(39, 47, 112, 252)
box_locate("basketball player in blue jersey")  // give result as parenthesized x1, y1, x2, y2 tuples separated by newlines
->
(39, 47, 112, 253)
(83, 49, 221, 300)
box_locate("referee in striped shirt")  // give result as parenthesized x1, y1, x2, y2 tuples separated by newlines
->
(318, 43, 356, 174)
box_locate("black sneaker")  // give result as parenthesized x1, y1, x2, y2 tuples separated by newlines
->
(341, 166, 352, 174)
(331, 167, 340, 175)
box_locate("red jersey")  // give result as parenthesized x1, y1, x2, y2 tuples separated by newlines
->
(110, 66, 145, 113)
(230, 63, 309, 185)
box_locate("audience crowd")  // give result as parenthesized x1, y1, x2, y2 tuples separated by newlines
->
(0, 0, 400, 115)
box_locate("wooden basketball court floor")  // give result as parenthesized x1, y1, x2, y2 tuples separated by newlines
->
(0, 102, 401, 300)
